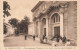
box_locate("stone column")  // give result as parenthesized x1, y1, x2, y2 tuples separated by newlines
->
(46, 15, 49, 38)
(49, 18, 53, 39)
(39, 20, 44, 43)
(38, 20, 41, 38)
(33, 21, 36, 35)
(60, 13, 64, 37)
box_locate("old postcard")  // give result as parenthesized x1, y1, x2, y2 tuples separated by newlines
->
(0, 0, 80, 50)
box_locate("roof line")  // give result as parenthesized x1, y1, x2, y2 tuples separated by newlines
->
(31, 1, 44, 12)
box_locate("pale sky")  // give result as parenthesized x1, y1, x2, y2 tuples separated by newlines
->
(4, 0, 39, 23)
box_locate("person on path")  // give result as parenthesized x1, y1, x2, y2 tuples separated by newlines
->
(25, 35, 27, 40)
(33, 35, 35, 40)
(62, 36, 66, 43)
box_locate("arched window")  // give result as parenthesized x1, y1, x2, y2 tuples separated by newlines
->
(53, 16, 55, 23)
(58, 15, 60, 22)
(51, 13, 60, 23)
(42, 18, 46, 25)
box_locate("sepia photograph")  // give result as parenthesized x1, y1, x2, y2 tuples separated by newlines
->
(3, 0, 77, 47)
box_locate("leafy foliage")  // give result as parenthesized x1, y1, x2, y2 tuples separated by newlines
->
(18, 16, 30, 34)
(3, 1, 11, 17)
(8, 18, 18, 27)
(8, 16, 30, 34)
(4, 23, 7, 34)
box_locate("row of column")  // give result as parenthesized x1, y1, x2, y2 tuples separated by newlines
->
(34, 13, 64, 39)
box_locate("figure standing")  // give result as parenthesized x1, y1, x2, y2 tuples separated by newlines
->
(33, 35, 35, 40)
(62, 36, 66, 43)
(25, 35, 27, 40)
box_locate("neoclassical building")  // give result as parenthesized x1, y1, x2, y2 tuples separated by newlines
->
(31, 1, 77, 45)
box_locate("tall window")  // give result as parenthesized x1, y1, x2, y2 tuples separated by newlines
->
(51, 13, 60, 23)
(42, 18, 46, 25)
(53, 16, 55, 23)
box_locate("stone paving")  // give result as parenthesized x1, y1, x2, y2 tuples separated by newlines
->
(4, 35, 50, 47)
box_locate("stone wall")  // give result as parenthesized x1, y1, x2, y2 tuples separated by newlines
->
(33, 1, 53, 18)
(32, 1, 77, 45)
(63, 1, 77, 45)
(28, 23, 34, 35)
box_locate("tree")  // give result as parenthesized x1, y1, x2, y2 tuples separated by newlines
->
(8, 18, 19, 35)
(3, 23, 7, 34)
(3, 1, 11, 18)
(19, 16, 30, 34)
(8, 18, 18, 28)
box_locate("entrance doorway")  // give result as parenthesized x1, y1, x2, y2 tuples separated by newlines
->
(54, 26, 60, 36)
(44, 28, 46, 36)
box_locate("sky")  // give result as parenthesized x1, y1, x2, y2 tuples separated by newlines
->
(4, 0, 39, 23)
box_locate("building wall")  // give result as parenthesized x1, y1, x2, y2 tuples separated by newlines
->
(33, 1, 53, 18)
(28, 23, 34, 35)
(32, 1, 77, 45)
(63, 1, 77, 42)
(5, 24, 14, 36)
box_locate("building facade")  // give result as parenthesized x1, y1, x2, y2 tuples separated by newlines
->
(4, 23, 15, 37)
(31, 1, 77, 45)
(28, 22, 35, 35)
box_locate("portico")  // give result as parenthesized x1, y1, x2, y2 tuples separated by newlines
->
(31, 1, 77, 45)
